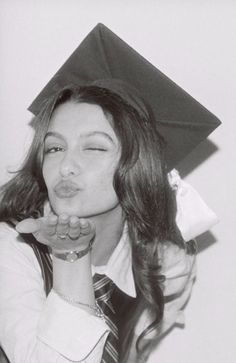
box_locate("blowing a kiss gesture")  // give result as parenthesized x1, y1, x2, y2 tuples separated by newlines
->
(16, 213, 95, 255)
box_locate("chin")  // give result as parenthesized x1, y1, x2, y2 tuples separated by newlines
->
(51, 202, 96, 218)
(50, 201, 80, 217)
(50, 197, 120, 219)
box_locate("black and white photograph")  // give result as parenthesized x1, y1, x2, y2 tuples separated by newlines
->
(0, 1, 235, 362)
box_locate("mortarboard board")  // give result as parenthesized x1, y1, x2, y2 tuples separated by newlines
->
(29, 23, 221, 169)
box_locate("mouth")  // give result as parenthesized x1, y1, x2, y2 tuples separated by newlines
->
(54, 181, 80, 199)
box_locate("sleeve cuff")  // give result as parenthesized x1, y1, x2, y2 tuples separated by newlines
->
(37, 290, 109, 361)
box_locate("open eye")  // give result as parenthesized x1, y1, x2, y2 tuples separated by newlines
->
(44, 146, 65, 154)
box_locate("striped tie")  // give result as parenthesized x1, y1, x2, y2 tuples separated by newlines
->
(93, 274, 119, 363)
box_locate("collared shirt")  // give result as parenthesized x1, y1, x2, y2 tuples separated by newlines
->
(0, 222, 196, 362)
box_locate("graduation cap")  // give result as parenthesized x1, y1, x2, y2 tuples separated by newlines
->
(29, 23, 221, 169)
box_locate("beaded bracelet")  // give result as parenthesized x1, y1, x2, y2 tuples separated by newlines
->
(53, 288, 105, 319)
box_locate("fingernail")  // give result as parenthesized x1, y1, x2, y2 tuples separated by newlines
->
(80, 219, 88, 227)
(59, 213, 69, 223)
(49, 215, 57, 224)
(70, 216, 79, 225)
(16, 224, 23, 233)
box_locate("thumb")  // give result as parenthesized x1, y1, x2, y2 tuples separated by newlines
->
(16, 218, 41, 234)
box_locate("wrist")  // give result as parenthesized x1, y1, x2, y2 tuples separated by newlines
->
(52, 238, 94, 262)
(52, 252, 94, 301)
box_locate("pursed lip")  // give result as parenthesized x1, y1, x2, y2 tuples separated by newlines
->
(54, 180, 81, 198)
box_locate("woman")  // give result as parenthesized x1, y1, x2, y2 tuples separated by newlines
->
(0, 24, 220, 363)
(0, 84, 196, 362)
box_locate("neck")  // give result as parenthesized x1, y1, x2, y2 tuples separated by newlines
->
(90, 205, 124, 266)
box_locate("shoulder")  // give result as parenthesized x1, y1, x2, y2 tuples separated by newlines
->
(0, 222, 41, 274)
(0, 222, 20, 250)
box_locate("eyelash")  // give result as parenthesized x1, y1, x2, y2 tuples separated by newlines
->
(44, 146, 107, 154)
(85, 147, 107, 152)
(44, 146, 64, 154)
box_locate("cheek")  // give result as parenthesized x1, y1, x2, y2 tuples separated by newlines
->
(42, 162, 55, 189)
(101, 160, 117, 181)
(88, 163, 117, 194)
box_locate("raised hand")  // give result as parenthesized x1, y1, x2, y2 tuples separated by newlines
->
(16, 214, 95, 253)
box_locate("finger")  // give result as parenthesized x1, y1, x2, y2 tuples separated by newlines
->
(56, 214, 70, 238)
(41, 214, 58, 236)
(16, 218, 41, 234)
(68, 216, 81, 240)
(80, 219, 95, 236)
(78, 219, 95, 247)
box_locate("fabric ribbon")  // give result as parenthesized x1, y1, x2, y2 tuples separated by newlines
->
(168, 169, 218, 241)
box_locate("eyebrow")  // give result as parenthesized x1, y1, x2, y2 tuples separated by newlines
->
(44, 131, 64, 141)
(44, 131, 115, 144)
(81, 131, 114, 143)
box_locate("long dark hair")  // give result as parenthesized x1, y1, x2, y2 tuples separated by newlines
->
(0, 85, 184, 361)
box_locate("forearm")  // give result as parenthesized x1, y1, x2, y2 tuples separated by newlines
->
(52, 251, 96, 315)
(0, 224, 109, 362)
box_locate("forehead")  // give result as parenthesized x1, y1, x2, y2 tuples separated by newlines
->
(48, 101, 115, 136)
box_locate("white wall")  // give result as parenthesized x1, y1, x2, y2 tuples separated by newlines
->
(0, 1, 235, 362)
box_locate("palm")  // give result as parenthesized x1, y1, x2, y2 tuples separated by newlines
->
(16, 215, 95, 253)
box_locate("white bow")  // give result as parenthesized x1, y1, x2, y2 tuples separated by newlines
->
(168, 169, 218, 241)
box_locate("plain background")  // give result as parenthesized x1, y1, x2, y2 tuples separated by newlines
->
(0, 1, 235, 362)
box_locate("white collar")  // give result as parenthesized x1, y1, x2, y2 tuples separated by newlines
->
(92, 225, 136, 298)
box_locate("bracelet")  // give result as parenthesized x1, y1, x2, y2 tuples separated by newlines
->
(53, 288, 105, 319)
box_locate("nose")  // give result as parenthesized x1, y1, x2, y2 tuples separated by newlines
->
(59, 152, 81, 178)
